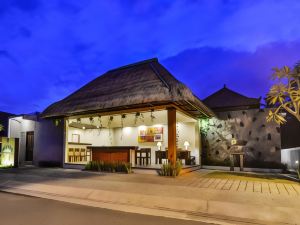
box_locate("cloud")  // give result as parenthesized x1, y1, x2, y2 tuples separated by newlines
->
(163, 40, 300, 100)
(0, 0, 300, 113)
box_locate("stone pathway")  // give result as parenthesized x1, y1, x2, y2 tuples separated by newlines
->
(177, 172, 300, 196)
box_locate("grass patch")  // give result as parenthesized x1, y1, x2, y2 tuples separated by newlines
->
(203, 171, 298, 184)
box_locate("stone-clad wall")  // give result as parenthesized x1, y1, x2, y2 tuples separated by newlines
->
(202, 108, 281, 163)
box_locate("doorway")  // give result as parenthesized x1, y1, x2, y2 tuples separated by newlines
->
(26, 131, 34, 161)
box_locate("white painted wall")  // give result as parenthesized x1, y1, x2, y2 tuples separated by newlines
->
(113, 125, 168, 165)
(8, 116, 36, 165)
(8, 116, 64, 166)
(177, 122, 200, 164)
(68, 127, 113, 146)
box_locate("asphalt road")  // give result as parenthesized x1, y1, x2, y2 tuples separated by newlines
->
(0, 192, 214, 225)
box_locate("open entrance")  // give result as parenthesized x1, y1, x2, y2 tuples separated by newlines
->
(64, 109, 200, 168)
(26, 131, 34, 161)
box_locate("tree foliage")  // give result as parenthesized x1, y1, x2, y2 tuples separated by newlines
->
(0, 124, 3, 132)
(266, 64, 300, 124)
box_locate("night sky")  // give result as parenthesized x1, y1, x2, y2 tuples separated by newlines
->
(1, 0, 300, 114)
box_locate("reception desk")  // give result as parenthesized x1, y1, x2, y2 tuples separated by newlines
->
(87, 146, 138, 163)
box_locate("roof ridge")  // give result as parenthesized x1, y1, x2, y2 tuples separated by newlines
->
(204, 86, 259, 101)
(107, 58, 158, 73)
(222, 86, 259, 100)
(149, 62, 170, 90)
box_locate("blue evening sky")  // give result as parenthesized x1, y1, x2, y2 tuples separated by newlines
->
(0, 0, 300, 114)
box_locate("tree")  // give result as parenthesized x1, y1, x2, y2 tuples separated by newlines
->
(266, 64, 300, 124)
(0, 124, 3, 132)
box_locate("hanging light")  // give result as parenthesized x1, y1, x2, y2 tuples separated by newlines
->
(150, 109, 156, 122)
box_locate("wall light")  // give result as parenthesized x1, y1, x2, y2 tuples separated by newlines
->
(138, 125, 146, 131)
(82, 126, 86, 130)
(123, 127, 132, 134)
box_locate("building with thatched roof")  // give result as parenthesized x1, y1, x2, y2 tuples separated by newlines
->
(11, 58, 213, 169)
(42, 58, 213, 119)
(203, 85, 261, 112)
(201, 86, 285, 170)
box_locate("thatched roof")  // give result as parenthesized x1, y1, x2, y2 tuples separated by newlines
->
(203, 85, 261, 112)
(42, 58, 214, 119)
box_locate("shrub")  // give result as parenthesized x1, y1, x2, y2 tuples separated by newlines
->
(204, 158, 287, 170)
(157, 161, 182, 177)
(244, 160, 287, 170)
(204, 158, 231, 167)
(85, 161, 132, 174)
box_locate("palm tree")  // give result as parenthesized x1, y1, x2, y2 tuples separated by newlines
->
(266, 63, 300, 124)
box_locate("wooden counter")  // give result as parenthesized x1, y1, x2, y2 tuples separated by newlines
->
(68, 142, 92, 146)
(87, 146, 138, 163)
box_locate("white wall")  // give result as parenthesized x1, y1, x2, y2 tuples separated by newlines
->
(8, 117, 36, 165)
(68, 127, 113, 146)
(177, 122, 200, 164)
(114, 125, 168, 165)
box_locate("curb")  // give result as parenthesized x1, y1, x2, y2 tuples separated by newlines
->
(0, 182, 297, 225)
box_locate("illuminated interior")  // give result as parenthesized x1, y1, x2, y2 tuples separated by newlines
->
(64, 109, 200, 166)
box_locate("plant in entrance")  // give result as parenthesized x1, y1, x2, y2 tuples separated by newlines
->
(85, 161, 132, 174)
(266, 64, 300, 124)
(157, 161, 182, 177)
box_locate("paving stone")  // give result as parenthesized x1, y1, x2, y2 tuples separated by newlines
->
(253, 182, 262, 193)
(291, 184, 300, 195)
(261, 182, 270, 194)
(245, 181, 254, 193)
(209, 178, 222, 189)
(201, 178, 216, 188)
(215, 179, 228, 190)
(283, 184, 298, 196)
(237, 180, 247, 192)
(268, 183, 280, 194)
(276, 183, 289, 195)
(196, 178, 210, 188)
(222, 179, 234, 190)
(229, 180, 240, 191)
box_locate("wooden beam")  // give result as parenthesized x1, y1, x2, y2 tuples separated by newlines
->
(167, 107, 177, 166)
(66, 104, 172, 120)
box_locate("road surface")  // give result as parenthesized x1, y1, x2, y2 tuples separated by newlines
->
(0, 192, 214, 225)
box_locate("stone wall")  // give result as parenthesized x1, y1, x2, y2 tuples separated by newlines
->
(202, 108, 281, 164)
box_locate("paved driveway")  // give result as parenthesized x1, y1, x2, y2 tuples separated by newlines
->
(0, 167, 299, 224)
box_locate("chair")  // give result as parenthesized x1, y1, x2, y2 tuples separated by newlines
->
(135, 148, 151, 165)
(80, 148, 86, 161)
(74, 148, 80, 162)
(68, 148, 74, 162)
(86, 149, 91, 162)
